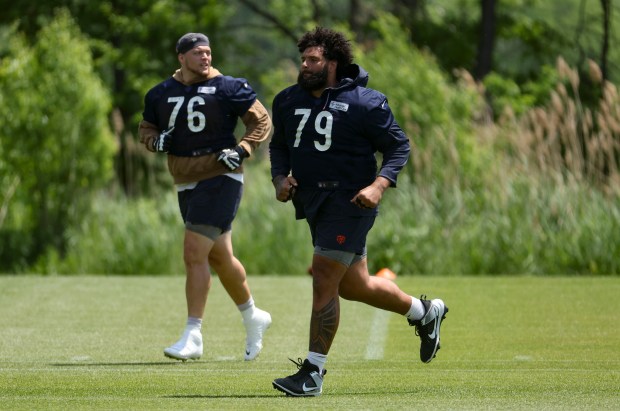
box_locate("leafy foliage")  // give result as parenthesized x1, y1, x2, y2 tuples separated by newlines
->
(354, 13, 494, 196)
(0, 11, 116, 270)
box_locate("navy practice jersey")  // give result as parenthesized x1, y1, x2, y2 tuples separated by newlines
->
(270, 64, 410, 191)
(142, 74, 256, 156)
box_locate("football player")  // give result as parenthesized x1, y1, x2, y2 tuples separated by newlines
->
(139, 33, 272, 362)
(270, 27, 448, 397)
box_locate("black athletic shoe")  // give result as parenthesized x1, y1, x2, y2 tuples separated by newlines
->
(272, 358, 326, 397)
(408, 296, 448, 363)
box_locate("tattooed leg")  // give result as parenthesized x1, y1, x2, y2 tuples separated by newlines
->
(309, 297, 340, 354)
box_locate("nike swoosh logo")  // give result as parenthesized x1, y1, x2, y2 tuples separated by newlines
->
(302, 383, 317, 393)
(302, 372, 321, 393)
(428, 307, 440, 339)
(429, 325, 438, 339)
(246, 350, 250, 355)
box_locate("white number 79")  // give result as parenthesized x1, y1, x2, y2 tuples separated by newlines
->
(293, 108, 333, 151)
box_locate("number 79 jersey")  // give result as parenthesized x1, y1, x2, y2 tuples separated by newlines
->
(269, 65, 410, 191)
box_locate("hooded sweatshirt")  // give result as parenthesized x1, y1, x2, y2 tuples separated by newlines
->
(270, 64, 410, 192)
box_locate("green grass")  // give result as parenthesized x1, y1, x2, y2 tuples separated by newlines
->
(0, 275, 618, 410)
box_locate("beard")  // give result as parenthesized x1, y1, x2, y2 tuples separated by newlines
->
(297, 66, 328, 91)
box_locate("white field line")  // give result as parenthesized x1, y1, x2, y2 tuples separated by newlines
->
(365, 309, 391, 360)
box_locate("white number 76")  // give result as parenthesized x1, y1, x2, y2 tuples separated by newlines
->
(167, 96, 206, 132)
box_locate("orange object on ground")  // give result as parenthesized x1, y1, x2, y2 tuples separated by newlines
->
(375, 267, 397, 280)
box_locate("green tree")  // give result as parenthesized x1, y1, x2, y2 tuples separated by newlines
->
(0, 11, 116, 270)
(0, 0, 233, 196)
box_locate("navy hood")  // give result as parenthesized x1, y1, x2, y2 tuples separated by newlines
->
(335, 64, 369, 89)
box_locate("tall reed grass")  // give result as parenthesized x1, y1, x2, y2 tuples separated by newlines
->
(497, 57, 620, 193)
(370, 58, 620, 275)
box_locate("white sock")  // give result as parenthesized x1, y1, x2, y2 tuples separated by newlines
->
(405, 296, 426, 321)
(186, 316, 202, 330)
(238, 297, 256, 323)
(307, 351, 327, 374)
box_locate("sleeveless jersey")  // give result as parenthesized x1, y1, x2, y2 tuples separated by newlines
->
(143, 75, 256, 156)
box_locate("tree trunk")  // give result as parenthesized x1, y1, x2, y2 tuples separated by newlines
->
(349, 0, 364, 36)
(600, 0, 610, 81)
(390, 0, 424, 40)
(474, 0, 496, 80)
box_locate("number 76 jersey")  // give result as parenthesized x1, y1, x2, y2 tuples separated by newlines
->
(142, 71, 256, 157)
(269, 64, 410, 191)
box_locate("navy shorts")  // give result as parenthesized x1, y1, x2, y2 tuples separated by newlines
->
(294, 190, 377, 254)
(310, 214, 375, 254)
(177, 175, 243, 232)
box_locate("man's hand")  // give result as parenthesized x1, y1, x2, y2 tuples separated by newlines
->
(217, 146, 247, 171)
(273, 175, 298, 202)
(151, 127, 175, 153)
(351, 176, 391, 209)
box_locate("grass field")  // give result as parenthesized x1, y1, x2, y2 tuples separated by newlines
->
(0, 275, 618, 410)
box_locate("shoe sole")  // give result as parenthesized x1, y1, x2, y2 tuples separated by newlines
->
(423, 303, 448, 363)
(163, 351, 201, 362)
(272, 381, 321, 397)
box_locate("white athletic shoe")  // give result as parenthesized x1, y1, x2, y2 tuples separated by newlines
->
(164, 327, 203, 361)
(243, 308, 272, 361)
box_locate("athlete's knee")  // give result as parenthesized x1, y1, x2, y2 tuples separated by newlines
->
(184, 246, 206, 266)
(310, 261, 342, 304)
(183, 228, 215, 265)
